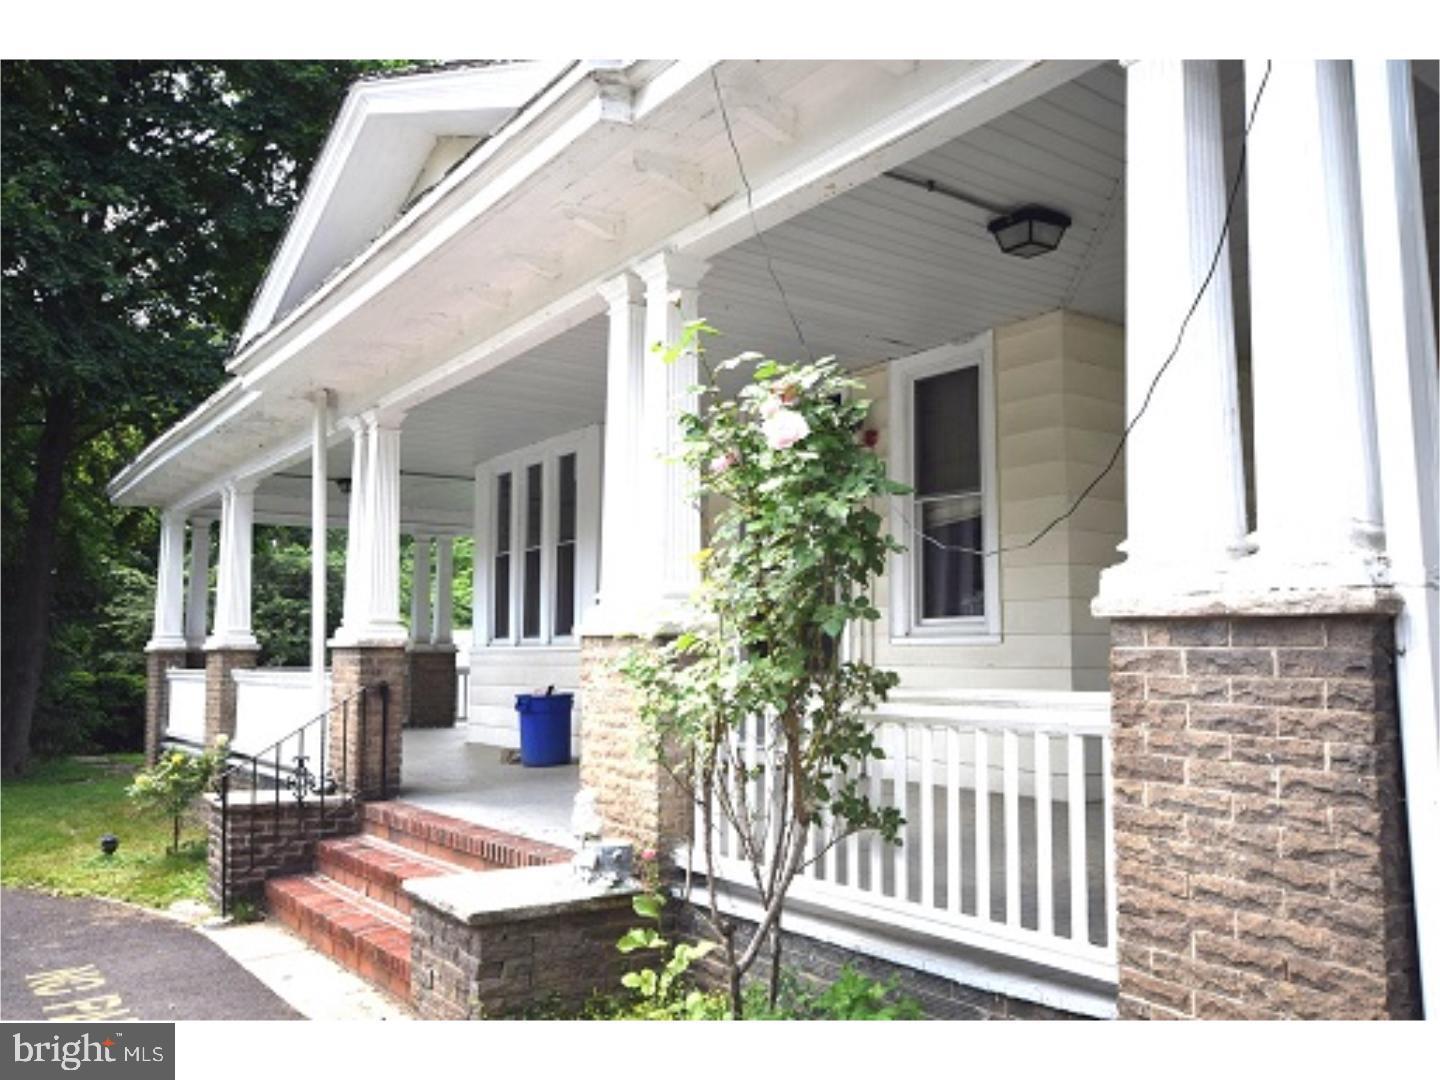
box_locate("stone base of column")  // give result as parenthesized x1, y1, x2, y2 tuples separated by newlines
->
(1108, 613, 1419, 1019)
(204, 646, 259, 747)
(577, 635, 689, 853)
(329, 645, 407, 799)
(144, 648, 189, 764)
(407, 646, 458, 729)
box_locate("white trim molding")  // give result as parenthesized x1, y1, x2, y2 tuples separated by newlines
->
(887, 333, 1001, 644)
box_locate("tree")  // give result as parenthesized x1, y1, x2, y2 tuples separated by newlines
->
(1, 61, 404, 775)
(622, 324, 907, 1017)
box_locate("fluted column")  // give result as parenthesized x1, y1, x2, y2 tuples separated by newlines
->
(410, 533, 432, 646)
(148, 509, 188, 651)
(311, 391, 331, 712)
(1097, 61, 1247, 610)
(1245, 60, 1385, 581)
(359, 411, 408, 643)
(433, 536, 455, 646)
(587, 271, 646, 630)
(207, 481, 258, 650)
(336, 419, 370, 640)
(184, 516, 213, 651)
(635, 250, 709, 619)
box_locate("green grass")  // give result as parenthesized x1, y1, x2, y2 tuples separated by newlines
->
(1, 755, 209, 909)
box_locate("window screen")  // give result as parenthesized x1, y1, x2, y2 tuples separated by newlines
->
(493, 473, 511, 638)
(913, 367, 984, 620)
(554, 453, 577, 637)
(523, 463, 543, 637)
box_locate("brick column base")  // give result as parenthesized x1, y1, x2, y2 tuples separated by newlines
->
(144, 648, 189, 764)
(1109, 614, 1419, 1019)
(407, 647, 457, 729)
(578, 635, 689, 853)
(204, 646, 259, 747)
(329, 645, 407, 799)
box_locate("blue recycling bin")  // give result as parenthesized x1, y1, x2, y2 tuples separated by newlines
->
(515, 692, 573, 767)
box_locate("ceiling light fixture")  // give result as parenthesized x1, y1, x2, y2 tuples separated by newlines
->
(882, 169, 1072, 258)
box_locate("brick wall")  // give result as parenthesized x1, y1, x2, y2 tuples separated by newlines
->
(409, 889, 646, 1018)
(205, 793, 360, 910)
(577, 636, 689, 851)
(144, 648, 187, 764)
(407, 647, 457, 729)
(329, 646, 407, 799)
(674, 904, 1082, 1019)
(204, 646, 258, 746)
(1109, 614, 1419, 1019)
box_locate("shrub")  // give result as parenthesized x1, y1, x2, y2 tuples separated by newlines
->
(126, 739, 227, 854)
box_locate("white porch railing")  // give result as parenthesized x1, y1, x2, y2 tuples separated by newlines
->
(164, 668, 206, 745)
(232, 668, 332, 759)
(696, 690, 1117, 984)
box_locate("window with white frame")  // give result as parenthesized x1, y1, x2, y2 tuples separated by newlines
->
(888, 334, 1000, 642)
(477, 428, 601, 647)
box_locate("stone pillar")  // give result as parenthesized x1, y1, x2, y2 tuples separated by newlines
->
(578, 636, 690, 853)
(1108, 615, 1418, 1019)
(204, 481, 259, 745)
(143, 649, 186, 764)
(1103, 60, 1248, 606)
(329, 411, 409, 792)
(1245, 60, 1385, 583)
(409, 535, 458, 729)
(184, 515, 213, 665)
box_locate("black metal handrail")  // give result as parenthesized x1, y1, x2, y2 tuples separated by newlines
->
(215, 680, 390, 916)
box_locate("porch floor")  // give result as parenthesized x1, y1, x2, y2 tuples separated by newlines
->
(397, 728, 580, 851)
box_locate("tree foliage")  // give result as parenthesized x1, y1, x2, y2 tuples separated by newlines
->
(622, 322, 908, 1017)
(1, 61, 408, 773)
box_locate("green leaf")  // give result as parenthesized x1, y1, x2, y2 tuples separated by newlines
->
(631, 892, 665, 921)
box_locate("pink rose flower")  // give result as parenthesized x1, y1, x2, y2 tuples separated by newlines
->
(759, 395, 782, 419)
(762, 408, 811, 450)
(709, 451, 738, 475)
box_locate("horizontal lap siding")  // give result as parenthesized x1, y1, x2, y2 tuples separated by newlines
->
(865, 310, 1125, 693)
(466, 645, 581, 753)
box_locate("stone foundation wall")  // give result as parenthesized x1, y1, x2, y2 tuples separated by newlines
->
(144, 648, 187, 764)
(408, 647, 457, 729)
(674, 904, 1083, 1019)
(1109, 614, 1419, 1019)
(206, 794, 360, 910)
(578, 636, 689, 851)
(409, 885, 645, 1018)
(204, 646, 258, 746)
(329, 646, 407, 799)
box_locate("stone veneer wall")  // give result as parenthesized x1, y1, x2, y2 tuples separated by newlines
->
(328, 646, 407, 799)
(1109, 614, 1419, 1019)
(407, 647, 457, 729)
(144, 648, 187, 764)
(206, 795, 360, 910)
(578, 636, 689, 851)
(409, 889, 646, 1018)
(204, 646, 258, 746)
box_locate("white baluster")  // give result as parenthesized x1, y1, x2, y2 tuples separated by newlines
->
(920, 725, 935, 909)
(974, 729, 990, 921)
(1035, 731, 1055, 936)
(1003, 729, 1020, 927)
(1068, 734, 1090, 943)
(892, 724, 910, 902)
(947, 727, 962, 917)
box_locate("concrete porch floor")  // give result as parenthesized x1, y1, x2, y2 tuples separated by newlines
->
(398, 727, 580, 850)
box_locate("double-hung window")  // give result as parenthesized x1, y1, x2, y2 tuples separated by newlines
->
(478, 428, 600, 647)
(888, 334, 1000, 642)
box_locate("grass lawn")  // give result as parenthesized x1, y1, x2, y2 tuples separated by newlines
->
(1, 755, 209, 908)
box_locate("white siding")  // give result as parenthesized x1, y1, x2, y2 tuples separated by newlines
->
(466, 645, 582, 758)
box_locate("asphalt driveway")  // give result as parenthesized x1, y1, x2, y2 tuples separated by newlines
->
(1, 888, 300, 1021)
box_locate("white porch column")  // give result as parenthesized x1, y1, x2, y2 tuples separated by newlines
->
(148, 508, 188, 651)
(433, 535, 455, 646)
(183, 516, 213, 651)
(207, 480, 258, 650)
(335, 419, 370, 643)
(358, 411, 408, 643)
(635, 251, 710, 619)
(590, 271, 646, 627)
(1245, 60, 1385, 582)
(410, 533, 433, 646)
(311, 392, 331, 711)
(1354, 59, 1440, 1015)
(1100, 60, 1247, 604)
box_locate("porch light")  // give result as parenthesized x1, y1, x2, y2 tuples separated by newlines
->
(986, 205, 1072, 258)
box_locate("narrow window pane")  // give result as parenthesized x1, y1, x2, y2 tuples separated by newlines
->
(919, 495, 984, 619)
(914, 367, 980, 497)
(523, 550, 542, 637)
(554, 453, 578, 636)
(493, 473, 512, 638)
(558, 453, 577, 543)
(525, 463, 543, 548)
(523, 463, 543, 637)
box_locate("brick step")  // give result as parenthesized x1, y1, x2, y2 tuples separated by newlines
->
(315, 834, 459, 916)
(266, 874, 412, 1002)
(361, 801, 572, 873)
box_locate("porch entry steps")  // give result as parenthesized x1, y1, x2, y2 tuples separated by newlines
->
(264, 800, 571, 1005)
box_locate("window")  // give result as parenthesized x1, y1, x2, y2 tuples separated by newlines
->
(888, 334, 999, 642)
(479, 428, 600, 647)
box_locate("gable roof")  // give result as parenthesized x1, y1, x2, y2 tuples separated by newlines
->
(239, 60, 574, 344)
